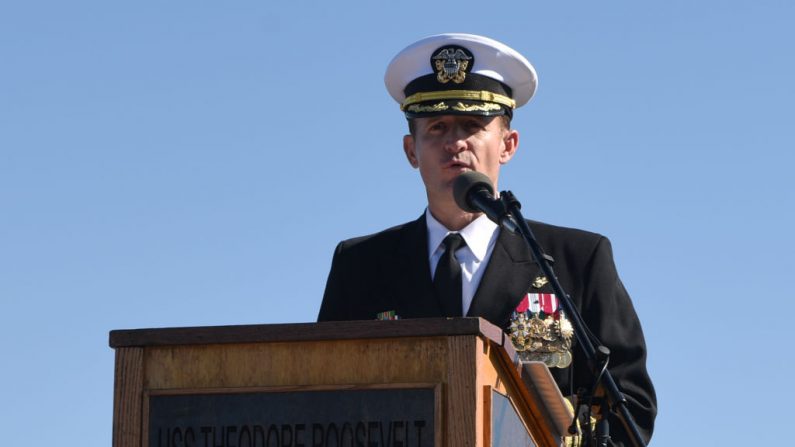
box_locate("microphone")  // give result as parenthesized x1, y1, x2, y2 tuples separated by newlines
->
(453, 171, 517, 231)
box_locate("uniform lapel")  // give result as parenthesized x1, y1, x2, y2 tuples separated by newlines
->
(393, 214, 444, 317)
(466, 227, 542, 327)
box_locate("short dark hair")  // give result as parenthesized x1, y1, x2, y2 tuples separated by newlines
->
(407, 114, 512, 136)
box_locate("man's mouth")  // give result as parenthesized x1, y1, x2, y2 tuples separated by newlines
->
(445, 160, 472, 170)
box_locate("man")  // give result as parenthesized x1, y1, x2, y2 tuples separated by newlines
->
(318, 34, 656, 445)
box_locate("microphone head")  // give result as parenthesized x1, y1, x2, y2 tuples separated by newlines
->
(453, 171, 494, 212)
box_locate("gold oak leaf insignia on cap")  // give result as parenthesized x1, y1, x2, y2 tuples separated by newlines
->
(432, 47, 473, 84)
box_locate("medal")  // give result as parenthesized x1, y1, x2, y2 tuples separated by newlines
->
(508, 291, 573, 368)
(376, 310, 399, 320)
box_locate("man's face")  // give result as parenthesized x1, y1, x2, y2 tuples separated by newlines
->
(403, 115, 519, 204)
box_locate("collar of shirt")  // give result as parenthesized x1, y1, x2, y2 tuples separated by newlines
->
(425, 209, 499, 262)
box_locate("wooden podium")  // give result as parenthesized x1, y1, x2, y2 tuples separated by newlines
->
(110, 318, 571, 447)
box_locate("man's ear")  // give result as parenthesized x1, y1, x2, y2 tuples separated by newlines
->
(500, 129, 519, 164)
(403, 134, 419, 168)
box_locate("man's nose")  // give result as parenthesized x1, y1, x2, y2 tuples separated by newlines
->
(443, 126, 468, 153)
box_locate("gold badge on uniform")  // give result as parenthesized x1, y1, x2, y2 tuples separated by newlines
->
(508, 293, 573, 368)
(432, 46, 473, 84)
(532, 276, 549, 289)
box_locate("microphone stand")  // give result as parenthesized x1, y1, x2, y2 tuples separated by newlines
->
(499, 191, 647, 447)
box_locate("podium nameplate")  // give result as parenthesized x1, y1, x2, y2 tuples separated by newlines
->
(146, 385, 438, 447)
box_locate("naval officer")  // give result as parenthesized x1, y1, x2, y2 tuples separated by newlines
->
(318, 33, 656, 446)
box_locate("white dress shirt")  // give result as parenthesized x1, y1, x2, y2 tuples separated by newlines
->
(426, 209, 500, 315)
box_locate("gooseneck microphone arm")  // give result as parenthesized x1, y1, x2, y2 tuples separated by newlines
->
(500, 190, 646, 447)
(453, 172, 646, 447)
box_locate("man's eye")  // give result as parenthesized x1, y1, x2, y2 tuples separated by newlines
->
(465, 121, 484, 130)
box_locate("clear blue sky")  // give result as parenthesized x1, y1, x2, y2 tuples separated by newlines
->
(1, 1, 793, 445)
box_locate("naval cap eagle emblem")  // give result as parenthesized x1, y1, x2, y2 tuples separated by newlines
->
(432, 45, 473, 84)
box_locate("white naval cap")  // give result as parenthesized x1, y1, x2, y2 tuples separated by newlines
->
(384, 33, 538, 118)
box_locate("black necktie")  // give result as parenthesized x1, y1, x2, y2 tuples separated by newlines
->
(434, 233, 466, 317)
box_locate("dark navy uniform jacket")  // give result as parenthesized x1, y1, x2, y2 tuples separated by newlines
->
(318, 214, 657, 446)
